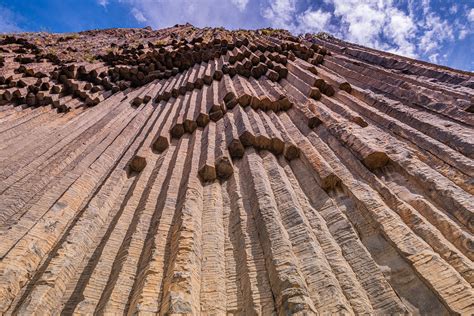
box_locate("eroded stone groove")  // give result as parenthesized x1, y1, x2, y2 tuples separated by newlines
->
(0, 25, 473, 315)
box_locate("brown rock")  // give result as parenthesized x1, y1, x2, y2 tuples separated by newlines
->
(153, 135, 169, 152)
(0, 26, 471, 316)
(129, 155, 147, 172)
(266, 69, 280, 81)
(215, 156, 234, 179)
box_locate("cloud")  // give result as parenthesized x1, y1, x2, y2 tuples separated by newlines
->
(428, 52, 439, 63)
(449, 4, 458, 15)
(297, 8, 332, 34)
(0, 5, 21, 33)
(459, 28, 468, 40)
(312, 0, 419, 57)
(468, 8, 474, 22)
(230, 0, 249, 11)
(419, 13, 454, 54)
(329, 0, 386, 47)
(98, 0, 109, 7)
(260, 0, 419, 58)
(262, 1, 332, 35)
(384, 8, 417, 57)
(131, 7, 147, 22)
(262, 0, 297, 29)
(117, 0, 256, 29)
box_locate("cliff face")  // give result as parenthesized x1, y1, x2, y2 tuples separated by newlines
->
(0, 25, 472, 315)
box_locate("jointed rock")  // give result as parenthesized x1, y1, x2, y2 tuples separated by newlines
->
(0, 25, 473, 315)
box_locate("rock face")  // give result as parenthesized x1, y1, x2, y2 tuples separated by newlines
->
(0, 25, 473, 315)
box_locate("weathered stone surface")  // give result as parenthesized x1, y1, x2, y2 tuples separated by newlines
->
(0, 25, 472, 316)
(129, 155, 147, 172)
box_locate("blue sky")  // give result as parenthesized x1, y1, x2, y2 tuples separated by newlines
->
(0, 0, 473, 71)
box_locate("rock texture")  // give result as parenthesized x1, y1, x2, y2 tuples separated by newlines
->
(0, 25, 473, 315)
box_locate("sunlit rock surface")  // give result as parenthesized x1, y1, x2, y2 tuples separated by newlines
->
(0, 25, 472, 315)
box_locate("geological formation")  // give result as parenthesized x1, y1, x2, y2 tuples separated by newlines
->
(0, 24, 472, 315)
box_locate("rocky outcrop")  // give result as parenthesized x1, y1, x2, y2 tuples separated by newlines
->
(0, 26, 472, 315)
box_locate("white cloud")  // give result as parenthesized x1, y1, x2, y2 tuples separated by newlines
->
(428, 53, 439, 63)
(230, 0, 249, 11)
(329, 0, 386, 47)
(98, 0, 109, 7)
(297, 8, 332, 34)
(468, 8, 474, 22)
(117, 0, 254, 29)
(262, 0, 297, 29)
(262, 1, 332, 35)
(454, 17, 471, 40)
(0, 5, 21, 33)
(306, 0, 466, 61)
(385, 8, 417, 57)
(459, 28, 468, 40)
(317, 0, 418, 58)
(419, 13, 454, 54)
(420, 0, 430, 15)
(131, 7, 147, 22)
(449, 5, 458, 15)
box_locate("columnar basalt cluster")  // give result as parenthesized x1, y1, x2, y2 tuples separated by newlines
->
(0, 25, 473, 315)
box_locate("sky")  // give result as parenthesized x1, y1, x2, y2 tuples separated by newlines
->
(0, 0, 473, 71)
